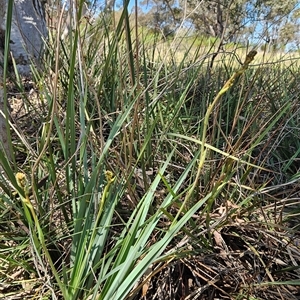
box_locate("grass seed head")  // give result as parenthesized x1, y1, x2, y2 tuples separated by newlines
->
(16, 172, 27, 189)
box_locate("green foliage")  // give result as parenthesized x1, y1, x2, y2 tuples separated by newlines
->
(0, 2, 300, 299)
(137, 0, 300, 50)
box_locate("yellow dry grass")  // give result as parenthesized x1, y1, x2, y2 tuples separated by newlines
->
(139, 32, 300, 68)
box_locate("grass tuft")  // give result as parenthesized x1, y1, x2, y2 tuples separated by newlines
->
(0, 3, 300, 300)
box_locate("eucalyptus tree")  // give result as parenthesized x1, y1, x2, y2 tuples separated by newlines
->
(138, 0, 300, 45)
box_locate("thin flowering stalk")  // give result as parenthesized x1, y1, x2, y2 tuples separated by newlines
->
(176, 50, 258, 220)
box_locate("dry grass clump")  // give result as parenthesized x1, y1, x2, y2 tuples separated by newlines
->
(1, 5, 300, 300)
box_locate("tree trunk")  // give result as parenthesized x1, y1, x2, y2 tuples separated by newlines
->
(0, 0, 47, 157)
(7, 0, 48, 75)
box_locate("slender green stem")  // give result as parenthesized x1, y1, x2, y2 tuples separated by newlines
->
(176, 50, 257, 220)
(16, 173, 67, 298)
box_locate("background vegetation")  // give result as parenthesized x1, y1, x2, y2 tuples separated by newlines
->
(0, 0, 300, 299)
